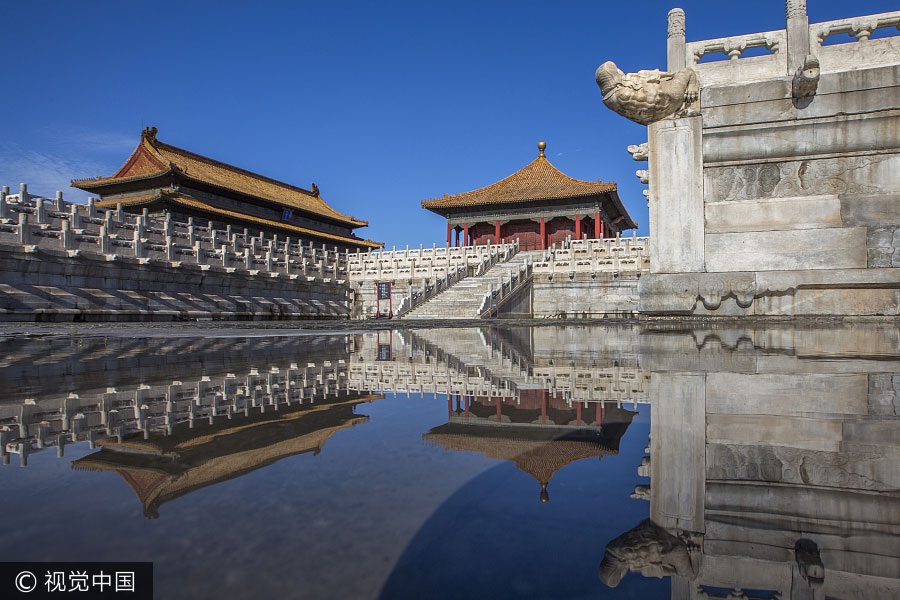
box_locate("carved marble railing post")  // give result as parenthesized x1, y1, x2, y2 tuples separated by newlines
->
(165, 235, 176, 262)
(61, 219, 74, 251)
(18, 212, 30, 245)
(35, 196, 47, 224)
(99, 224, 111, 255)
(0, 187, 9, 220)
(667, 8, 687, 72)
(786, 0, 810, 74)
(133, 228, 144, 259)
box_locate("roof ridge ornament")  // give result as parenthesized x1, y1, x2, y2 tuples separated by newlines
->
(538, 141, 547, 157)
(142, 126, 158, 142)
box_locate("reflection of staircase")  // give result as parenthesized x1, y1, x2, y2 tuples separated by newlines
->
(402, 251, 541, 319)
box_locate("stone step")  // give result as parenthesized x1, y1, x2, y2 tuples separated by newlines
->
(401, 249, 536, 319)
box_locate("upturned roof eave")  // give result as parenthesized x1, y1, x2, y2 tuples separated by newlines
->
(421, 188, 621, 217)
(71, 169, 174, 191)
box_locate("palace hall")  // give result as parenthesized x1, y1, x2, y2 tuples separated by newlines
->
(422, 142, 636, 250)
(72, 127, 382, 252)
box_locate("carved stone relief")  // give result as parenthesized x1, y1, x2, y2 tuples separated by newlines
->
(792, 55, 820, 102)
(627, 143, 649, 161)
(698, 274, 757, 310)
(708, 443, 890, 491)
(706, 156, 887, 202)
(667, 8, 685, 39)
(596, 61, 699, 126)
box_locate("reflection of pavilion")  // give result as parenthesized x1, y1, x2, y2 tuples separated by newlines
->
(425, 392, 636, 502)
(73, 394, 376, 518)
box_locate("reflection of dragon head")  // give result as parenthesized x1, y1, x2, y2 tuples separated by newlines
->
(598, 519, 702, 587)
(596, 61, 699, 126)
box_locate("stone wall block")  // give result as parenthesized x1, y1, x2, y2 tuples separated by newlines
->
(649, 116, 705, 273)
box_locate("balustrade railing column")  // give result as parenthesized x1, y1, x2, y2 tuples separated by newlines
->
(99, 224, 111, 255)
(18, 212, 30, 245)
(61, 219, 74, 250)
(786, 1, 810, 74)
(0, 186, 9, 220)
(133, 228, 144, 258)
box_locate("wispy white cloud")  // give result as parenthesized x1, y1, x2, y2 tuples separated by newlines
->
(0, 128, 132, 203)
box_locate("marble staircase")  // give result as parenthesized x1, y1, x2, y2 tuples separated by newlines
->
(401, 250, 541, 319)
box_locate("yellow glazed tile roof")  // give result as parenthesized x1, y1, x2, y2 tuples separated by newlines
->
(73, 127, 368, 228)
(422, 153, 617, 209)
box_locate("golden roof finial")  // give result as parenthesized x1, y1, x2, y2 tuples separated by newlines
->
(538, 141, 547, 157)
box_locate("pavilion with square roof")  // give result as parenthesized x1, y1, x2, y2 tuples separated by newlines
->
(422, 141, 636, 250)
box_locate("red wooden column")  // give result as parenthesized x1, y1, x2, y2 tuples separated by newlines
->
(447, 222, 452, 246)
(594, 212, 601, 238)
(448, 395, 453, 419)
(465, 396, 469, 417)
(541, 390, 547, 424)
(576, 401, 582, 425)
(575, 215, 582, 240)
(463, 223, 469, 247)
(596, 401, 602, 425)
(496, 397, 502, 421)
(600, 219, 606, 238)
(539, 217, 546, 250)
(495, 220, 501, 244)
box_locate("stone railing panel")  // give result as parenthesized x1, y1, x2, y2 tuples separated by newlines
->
(811, 11, 900, 73)
(533, 236, 650, 278)
(0, 186, 346, 284)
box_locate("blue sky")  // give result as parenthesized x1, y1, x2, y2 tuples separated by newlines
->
(1, 0, 896, 246)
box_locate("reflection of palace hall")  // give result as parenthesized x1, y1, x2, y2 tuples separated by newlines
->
(421, 142, 637, 250)
(73, 394, 374, 518)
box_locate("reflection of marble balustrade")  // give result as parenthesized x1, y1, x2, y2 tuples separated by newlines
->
(0, 360, 353, 466)
(347, 328, 651, 406)
(531, 366, 650, 405)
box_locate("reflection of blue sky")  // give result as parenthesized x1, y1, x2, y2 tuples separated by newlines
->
(0, 394, 654, 599)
